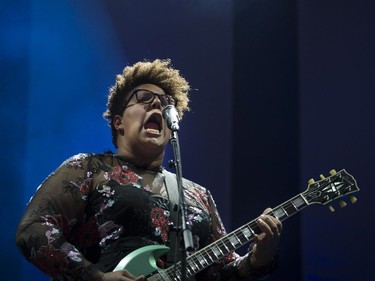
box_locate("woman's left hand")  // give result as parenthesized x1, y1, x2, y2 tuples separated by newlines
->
(250, 208, 282, 268)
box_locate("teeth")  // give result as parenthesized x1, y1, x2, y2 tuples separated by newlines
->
(146, 128, 160, 134)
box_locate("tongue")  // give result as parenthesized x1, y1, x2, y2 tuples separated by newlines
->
(145, 121, 159, 131)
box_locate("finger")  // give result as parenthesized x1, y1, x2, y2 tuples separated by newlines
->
(253, 232, 265, 243)
(257, 216, 282, 240)
(257, 217, 273, 237)
(260, 214, 282, 236)
(261, 208, 283, 234)
(263, 207, 273, 214)
(122, 270, 136, 279)
(156, 258, 165, 268)
(121, 270, 144, 280)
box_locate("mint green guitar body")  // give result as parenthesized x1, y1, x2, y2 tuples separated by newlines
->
(113, 245, 170, 277)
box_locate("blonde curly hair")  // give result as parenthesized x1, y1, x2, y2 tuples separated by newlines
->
(103, 59, 190, 148)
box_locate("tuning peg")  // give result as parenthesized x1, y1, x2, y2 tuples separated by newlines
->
(320, 174, 326, 179)
(350, 196, 357, 204)
(329, 169, 337, 175)
(339, 200, 347, 208)
(308, 178, 315, 184)
(328, 205, 335, 212)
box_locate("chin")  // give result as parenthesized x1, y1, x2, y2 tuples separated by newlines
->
(143, 137, 168, 149)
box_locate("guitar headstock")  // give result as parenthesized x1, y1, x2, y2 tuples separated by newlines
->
(303, 169, 359, 211)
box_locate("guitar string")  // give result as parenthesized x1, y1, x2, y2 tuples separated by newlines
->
(179, 196, 307, 276)
(189, 200, 300, 265)
(163, 184, 351, 280)
(145, 173, 355, 280)
(164, 173, 354, 278)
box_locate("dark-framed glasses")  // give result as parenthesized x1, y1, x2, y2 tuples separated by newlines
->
(126, 89, 176, 108)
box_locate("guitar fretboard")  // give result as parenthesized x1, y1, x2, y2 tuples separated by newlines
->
(141, 169, 358, 281)
(161, 194, 308, 280)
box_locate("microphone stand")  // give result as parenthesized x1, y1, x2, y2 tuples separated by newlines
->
(169, 129, 194, 281)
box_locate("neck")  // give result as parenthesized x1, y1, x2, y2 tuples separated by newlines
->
(115, 147, 164, 170)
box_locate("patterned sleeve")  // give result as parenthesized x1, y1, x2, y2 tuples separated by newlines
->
(15, 153, 101, 281)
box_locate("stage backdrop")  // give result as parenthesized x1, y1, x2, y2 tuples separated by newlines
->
(1, 1, 374, 281)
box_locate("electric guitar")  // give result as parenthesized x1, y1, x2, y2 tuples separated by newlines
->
(113, 169, 359, 280)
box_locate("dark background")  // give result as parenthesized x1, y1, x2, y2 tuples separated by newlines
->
(1, 1, 374, 280)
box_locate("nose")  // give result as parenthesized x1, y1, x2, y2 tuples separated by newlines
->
(150, 94, 162, 109)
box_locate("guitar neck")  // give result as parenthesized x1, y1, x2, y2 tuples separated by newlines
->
(146, 169, 358, 280)
(163, 193, 308, 279)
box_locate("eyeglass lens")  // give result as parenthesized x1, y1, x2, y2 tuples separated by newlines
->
(135, 90, 173, 107)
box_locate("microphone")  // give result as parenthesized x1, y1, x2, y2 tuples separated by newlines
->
(162, 105, 180, 131)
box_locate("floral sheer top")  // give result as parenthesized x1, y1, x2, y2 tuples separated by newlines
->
(16, 153, 240, 281)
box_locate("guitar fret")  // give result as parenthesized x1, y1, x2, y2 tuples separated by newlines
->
(292, 196, 306, 209)
(176, 271, 181, 281)
(202, 254, 209, 265)
(291, 200, 297, 209)
(190, 260, 198, 271)
(249, 222, 260, 235)
(240, 232, 249, 244)
(283, 202, 298, 216)
(197, 253, 208, 267)
(204, 249, 215, 262)
(216, 241, 225, 254)
(233, 232, 242, 244)
(280, 205, 289, 216)
(272, 207, 287, 220)
(198, 257, 206, 269)
(221, 240, 230, 252)
(228, 235, 239, 247)
(249, 226, 255, 235)
(241, 226, 252, 239)
(186, 266, 192, 276)
(170, 266, 180, 281)
(300, 194, 308, 204)
(234, 231, 245, 244)
(191, 259, 200, 271)
(212, 245, 221, 257)
(161, 269, 177, 281)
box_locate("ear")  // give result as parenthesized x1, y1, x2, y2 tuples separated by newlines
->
(113, 115, 125, 135)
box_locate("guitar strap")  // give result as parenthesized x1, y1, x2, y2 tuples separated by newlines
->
(163, 170, 196, 281)
(162, 169, 182, 266)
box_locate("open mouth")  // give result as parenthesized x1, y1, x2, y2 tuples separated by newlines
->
(144, 113, 162, 134)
